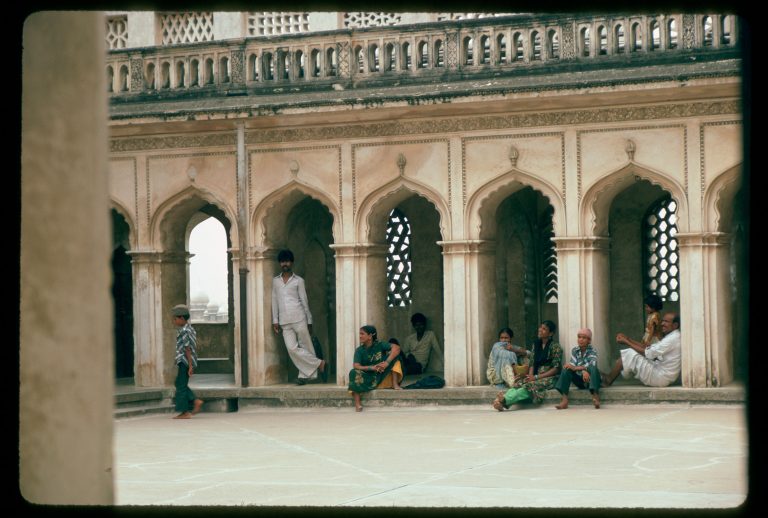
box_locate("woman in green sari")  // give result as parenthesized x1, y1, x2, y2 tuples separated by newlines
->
(348, 325, 403, 412)
(493, 320, 562, 411)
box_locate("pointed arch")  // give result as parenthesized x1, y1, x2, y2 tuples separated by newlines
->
(150, 186, 238, 251)
(465, 169, 565, 240)
(356, 177, 450, 243)
(110, 199, 137, 250)
(581, 163, 689, 237)
(251, 180, 340, 248)
(703, 164, 742, 232)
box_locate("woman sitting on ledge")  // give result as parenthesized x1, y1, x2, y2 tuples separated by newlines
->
(486, 327, 529, 389)
(348, 325, 403, 412)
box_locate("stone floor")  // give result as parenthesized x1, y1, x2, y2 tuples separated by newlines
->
(113, 402, 749, 510)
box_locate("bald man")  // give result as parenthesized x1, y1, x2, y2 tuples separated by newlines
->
(554, 328, 601, 410)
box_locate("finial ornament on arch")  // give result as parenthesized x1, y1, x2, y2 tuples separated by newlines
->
(508, 145, 519, 167)
(396, 153, 406, 176)
(625, 139, 636, 161)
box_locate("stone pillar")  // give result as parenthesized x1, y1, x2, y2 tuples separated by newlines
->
(330, 244, 360, 385)
(677, 232, 734, 387)
(249, 247, 278, 386)
(127, 251, 165, 387)
(439, 240, 495, 386)
(553, 237, 612, 371)
(676, 232, 707, 388)
(20, 11, 113, 504)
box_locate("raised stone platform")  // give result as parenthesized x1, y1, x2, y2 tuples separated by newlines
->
(114, 375, 746, 418)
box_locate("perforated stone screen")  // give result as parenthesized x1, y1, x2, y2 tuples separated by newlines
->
(247, 12, 310, 36)
(645, 197, 679, 302)
(161, 12, 213, 45)
(344, 12, 401, 28)
(386, 208, 412, 307)
(106, 16, 128, 49)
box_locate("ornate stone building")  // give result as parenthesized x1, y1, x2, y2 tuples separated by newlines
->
(105, 11, 746, 389)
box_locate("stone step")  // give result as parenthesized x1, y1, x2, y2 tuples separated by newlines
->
(114, 403, 175, 419)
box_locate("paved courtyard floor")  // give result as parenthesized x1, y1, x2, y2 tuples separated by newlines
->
(114, 403, 748, 510)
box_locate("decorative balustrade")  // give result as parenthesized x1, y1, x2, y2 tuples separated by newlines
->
(106, 13, 739, 96)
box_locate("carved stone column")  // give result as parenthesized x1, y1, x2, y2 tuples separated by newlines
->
(438, 239, 496, 386)
(249, 247, 279, 386)
(677, 232, 734, 387)
(552, 237, 612, 371)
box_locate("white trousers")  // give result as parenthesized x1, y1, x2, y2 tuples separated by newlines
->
(281, 320, 321, 379)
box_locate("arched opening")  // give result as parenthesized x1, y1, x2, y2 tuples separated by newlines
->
(463, 36, 473, 66)
(262, 52, 274, 80)
(402, 41, 412, 70)
(119, 65, 128, 92)
(326, 47, 337, 76)
(486, 187, 558, 357)
(187, 209, 234, 374)
(480, 35, 490, 64)
(434, 40, 444, 67)
(355, 45, 365, 73)
(650, 20, 661, 50)
(204, 58, 214, 84)
(295, 50, 305, 78)
(155, 194, 236, 384)
(702, 16, 714, 46)
(368, 193, 445, 377)
(112, 209, 134, 379)
(512, 32, 524, 61)
(160, 62, 170, 89)
(631, 22, 643, 51)
(145, 63, 156, 90)
(106, 66, 114, 93)
(667, 18, 678, 49)
(248, 53, 258, 81)
(597, 25, 607, 55)
(496, 34, 506, 64)
(417, 41, 428, 69)
(175, 61, 185, 88)
(615, 24, 625, 54)
(548, 29, 559, 59)
(580, 27, 591, 57)
(190, 59, 199, 86)
(261, 194, 337, 384)
(369, 44, 380, 72)
(385, 42, 396, 71)
(310, 49, 320, 77)
(724, 185, 747, 382)
(220, 56, 230, 83)
(720, 15, 733, 45)
(607, 181, 679, 378)
(531, 31, 541, 60)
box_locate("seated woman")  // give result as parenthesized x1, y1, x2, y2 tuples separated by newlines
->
(486, 327, 529, 389)
(493, 320, 562, 411)
(401, 313, 443, 375)
(348, 325, 403, 412)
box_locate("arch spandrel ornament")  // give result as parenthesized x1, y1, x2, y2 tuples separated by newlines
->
(465, 169, 565, 240)
(356, 178, 450, 244)
(703, 164, 742, 233)
(110, 199, 138, 250)
(251, 180, 341, 249)
(581, 163, 689, 237)
(150, 186, 238, 251)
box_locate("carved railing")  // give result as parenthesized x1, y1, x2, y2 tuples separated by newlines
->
(106, 13, 740, 95)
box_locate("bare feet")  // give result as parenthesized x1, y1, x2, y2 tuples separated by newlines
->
(319, 360, 328, 382)
(191, 399, 204, 415)
(355, 405, 363, 412)
(601, 373, 612, 387)
(493, 391, 507, 411)
(555, 396, 569, 410)
(173, 412, 192, 419)
(592, 393, 601, 409)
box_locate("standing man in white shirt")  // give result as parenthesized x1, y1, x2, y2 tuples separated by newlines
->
(602, 312, 681, 387)
(272, 249, 327, 385)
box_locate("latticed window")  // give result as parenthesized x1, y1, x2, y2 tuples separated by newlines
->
(106, 15, 128, 49)
(161, 12, 213, 45)
(386, 208, 412, 307)
(344, 12, 401, 28)
(644, 197, 679, 302)
(247, 12, 309, 36)
(541, 208, 558, 303)
(436, 13, 513, 21)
